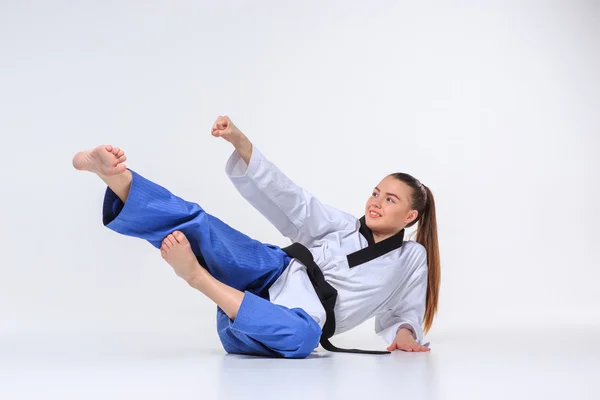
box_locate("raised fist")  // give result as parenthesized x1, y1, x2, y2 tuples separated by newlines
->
(211, 116, 245, 146)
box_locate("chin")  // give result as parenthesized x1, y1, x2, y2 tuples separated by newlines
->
(365, 215, 382, 228)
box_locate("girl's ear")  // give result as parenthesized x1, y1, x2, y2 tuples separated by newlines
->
(406, 210, 418, 225)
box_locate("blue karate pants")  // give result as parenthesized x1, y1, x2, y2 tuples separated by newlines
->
(102, 170, 322, 359)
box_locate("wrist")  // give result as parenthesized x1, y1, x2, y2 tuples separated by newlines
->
(397, 326, 415, 338)
(232, 134, 251, 150)
(234, 136, 253, 165)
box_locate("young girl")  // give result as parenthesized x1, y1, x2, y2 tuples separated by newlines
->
(72, 116, 440, 359)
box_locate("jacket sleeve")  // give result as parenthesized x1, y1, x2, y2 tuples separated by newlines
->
(374, 255, 429, 346)
(225, 145, 357, 247)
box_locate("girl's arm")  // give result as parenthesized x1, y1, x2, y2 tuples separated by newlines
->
(226, 142, 356, 247)
(214, 116, 357, 247)
(375, 256, 429, 350)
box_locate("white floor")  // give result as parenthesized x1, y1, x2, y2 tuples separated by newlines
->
(1, 327, 598, 400)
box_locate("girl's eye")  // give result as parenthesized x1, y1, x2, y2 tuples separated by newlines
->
(387, 197, 394, 203)
(372, 192, 378, 197)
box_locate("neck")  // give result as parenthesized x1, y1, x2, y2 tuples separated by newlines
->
(372, 231, 391, 243)
(372, 228, 405, 244)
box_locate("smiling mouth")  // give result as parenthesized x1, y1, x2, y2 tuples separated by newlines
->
(369, 210, 382, 218)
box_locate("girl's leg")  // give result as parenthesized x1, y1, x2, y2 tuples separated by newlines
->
(99, 169, 132, 204)
(74, 146, 320, 359)
(73, 144, 290, 296)
(162, 230, 322, 359)
(216, 300, 321, 359)
(160, 230, 244, 320)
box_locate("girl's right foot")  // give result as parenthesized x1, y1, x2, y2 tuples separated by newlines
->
(72, 145, 127, 176)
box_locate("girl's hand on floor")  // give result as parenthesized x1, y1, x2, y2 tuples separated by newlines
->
(387, 328, 431, 352)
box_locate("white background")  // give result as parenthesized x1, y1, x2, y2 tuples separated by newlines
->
(1, 0, 599, 356)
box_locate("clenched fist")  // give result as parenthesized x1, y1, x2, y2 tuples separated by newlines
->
(211, 116, 246, 147)
(212, 115, 253, 165)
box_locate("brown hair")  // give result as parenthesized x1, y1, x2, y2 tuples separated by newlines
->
(389, 173, 440, 334)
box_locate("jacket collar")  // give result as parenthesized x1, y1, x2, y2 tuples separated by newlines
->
(346, 216, 405, 268)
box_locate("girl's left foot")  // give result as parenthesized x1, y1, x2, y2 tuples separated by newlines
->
(161, 231, 206, 282)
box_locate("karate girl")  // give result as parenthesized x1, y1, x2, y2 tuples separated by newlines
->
(72, 116, 440, 358)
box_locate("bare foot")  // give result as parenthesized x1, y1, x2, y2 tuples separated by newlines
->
(72, 145, 127, 176)
(161, 231, 206, 282)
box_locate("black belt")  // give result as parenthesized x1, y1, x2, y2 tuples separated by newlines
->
(281, 243, 390, 355)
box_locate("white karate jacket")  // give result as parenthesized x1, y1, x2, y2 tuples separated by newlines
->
(225, 146, 428, 346)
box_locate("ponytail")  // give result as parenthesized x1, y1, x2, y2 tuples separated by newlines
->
(389, 173, 441, 334)
(415, 186, 440, 334)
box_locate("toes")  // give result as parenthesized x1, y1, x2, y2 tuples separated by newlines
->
(173, 231, 189, 245)
(113, 164, 126, 174)
(117, 155, 127, 164)
(160, 248, 167, 259)
(112, 147, 121, 156)
(166, 234, 177, 248)
(105, 145, 113, 152)
(162, 233, 189, 249)
(162, 235, 174, 249)
(117, 149, 124, 158)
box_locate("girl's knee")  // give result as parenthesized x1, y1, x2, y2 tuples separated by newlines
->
(283, 320, 322, 359)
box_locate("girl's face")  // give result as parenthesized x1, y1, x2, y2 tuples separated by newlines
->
(364, 176, 418, 237)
